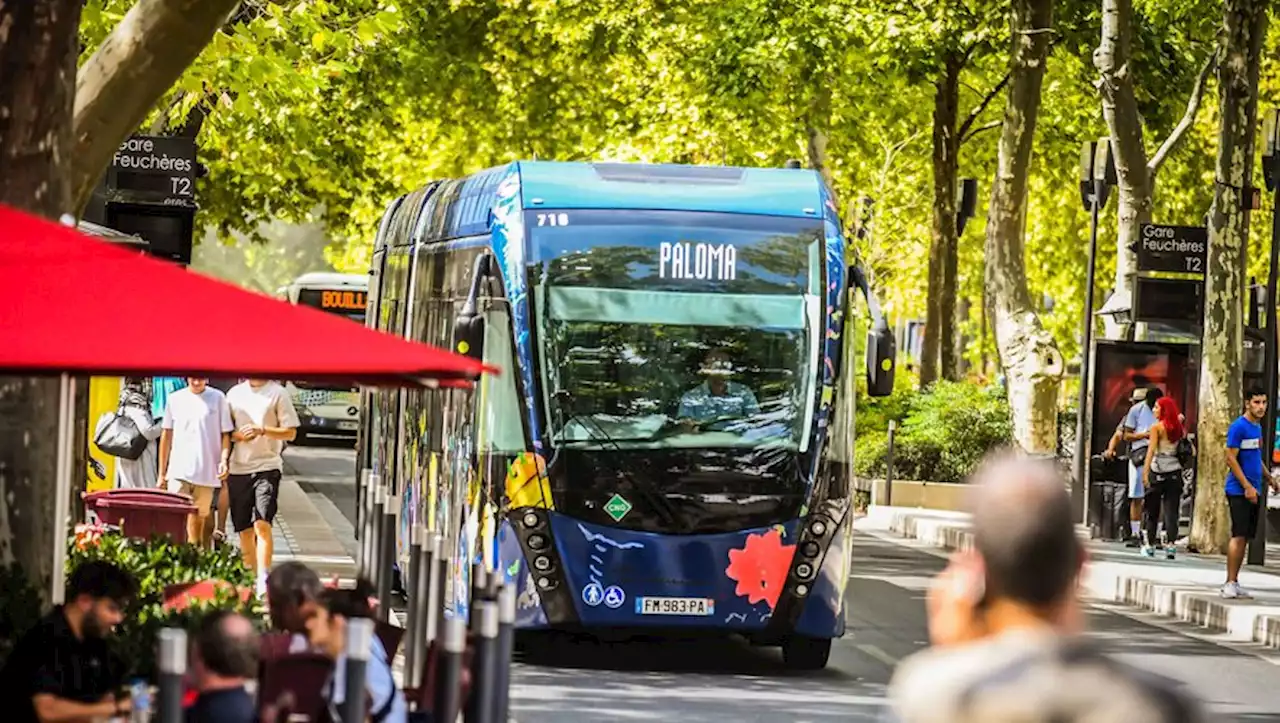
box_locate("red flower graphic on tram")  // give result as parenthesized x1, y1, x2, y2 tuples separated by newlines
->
(725, 528, 795, 609)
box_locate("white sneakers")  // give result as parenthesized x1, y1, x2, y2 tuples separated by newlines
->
(1220, 581, 1252, 599)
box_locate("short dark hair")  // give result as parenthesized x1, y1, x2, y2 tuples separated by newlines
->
(316, 578, 376, 620)
(266, 562, 322, 625)
(1247, 386, 1267, 402)
(195, 611, 259, 679)
(67, 561, 138, 605)
(1146, 386, 1164, 405)
(971, 455, 1082, 609)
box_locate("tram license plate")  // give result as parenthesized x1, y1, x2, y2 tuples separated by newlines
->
(338, 421, 358, 431)
(636, 597, 714, 616)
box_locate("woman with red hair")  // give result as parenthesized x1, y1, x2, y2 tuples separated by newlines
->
(1143, 396, 1187, 559)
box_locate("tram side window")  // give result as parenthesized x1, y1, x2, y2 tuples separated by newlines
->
(474, 306, 524, 454)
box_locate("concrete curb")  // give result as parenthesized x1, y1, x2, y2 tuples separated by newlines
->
(869, 505, 1280, 650)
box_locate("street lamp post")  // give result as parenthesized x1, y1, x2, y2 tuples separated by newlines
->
(1073, 139, 1116, 524)
(1248, 109, 1280, 566)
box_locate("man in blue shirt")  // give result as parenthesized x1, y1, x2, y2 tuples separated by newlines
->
(1222, 388, 1280, 599)
(1105, 387, 1159, 544)
(677, 349, 760, 431)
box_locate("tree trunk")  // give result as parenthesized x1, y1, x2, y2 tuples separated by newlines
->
(922, 55, 962, 389)
(1094, 0, 1152, 300)
(70, 0, 242, 213)
(1192, 0, 1267, 555)
(0, 0, 85, 600)
(984, 0, 1064, 453)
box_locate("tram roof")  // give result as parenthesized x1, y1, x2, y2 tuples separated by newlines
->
(289, 271, 368, 288)
(515, 161, 827, 219)
(392, 162, 830, 248)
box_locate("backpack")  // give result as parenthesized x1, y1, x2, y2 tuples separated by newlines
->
(1175, 436, 1195, 468)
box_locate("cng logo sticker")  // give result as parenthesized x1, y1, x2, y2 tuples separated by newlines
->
(604, 494, 632, 522)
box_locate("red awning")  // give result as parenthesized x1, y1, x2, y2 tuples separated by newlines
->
(0, 205, 495, 385)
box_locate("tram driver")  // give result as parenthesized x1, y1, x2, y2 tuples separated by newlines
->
(677, 349, 760, 430)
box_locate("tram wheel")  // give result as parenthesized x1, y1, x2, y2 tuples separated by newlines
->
(782, 635, 831, 671)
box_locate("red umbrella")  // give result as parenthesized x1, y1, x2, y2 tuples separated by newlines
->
(0, 204, 495, 384)
(0, 204, 495, 604)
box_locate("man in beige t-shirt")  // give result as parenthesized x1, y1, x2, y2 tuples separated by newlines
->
(226, 379, 300, 593)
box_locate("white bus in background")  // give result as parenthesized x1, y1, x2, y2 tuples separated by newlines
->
(282, 272, 369, 442)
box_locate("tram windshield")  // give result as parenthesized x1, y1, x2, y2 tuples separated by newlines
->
(529, 210, 824, 451)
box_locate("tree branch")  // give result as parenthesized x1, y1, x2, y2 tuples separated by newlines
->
(958, 70, 1012, 139)
(70, 0, 243, 214)
(962, 119, 1003, 144)
(1147, 51, 1218, 175)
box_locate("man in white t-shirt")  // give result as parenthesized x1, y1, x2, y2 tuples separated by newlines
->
(226, 379, 300, 590)
(158, 378, 234, 548)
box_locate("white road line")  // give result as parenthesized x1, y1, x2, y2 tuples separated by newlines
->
(855, 643, 899, 668)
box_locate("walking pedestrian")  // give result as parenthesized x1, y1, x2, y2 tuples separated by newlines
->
(158, 378, 234, 548)
(1221, 388, 1280, 599)
(226, 378, 300, 596)
(887, 452, 1204, 722)
(1142, 396, 1186, 559)
(113, 378, 162, 489)
(1103, 386, 1159, 545)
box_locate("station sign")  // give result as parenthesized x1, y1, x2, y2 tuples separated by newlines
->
(1133, 276, 1204, 325)
(1134, 224, 1208, 274)
(104, 135, 198, 208)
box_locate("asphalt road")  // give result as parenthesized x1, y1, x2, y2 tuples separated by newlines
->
(286, 443, 1280, 722)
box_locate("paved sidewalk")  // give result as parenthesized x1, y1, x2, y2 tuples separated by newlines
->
(861, 505, 1280, 650)
(226, 475, 358, 581)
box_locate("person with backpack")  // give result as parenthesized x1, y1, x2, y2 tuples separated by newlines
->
(1142, 396, 1190, 559)
(304, 579, 405, 723)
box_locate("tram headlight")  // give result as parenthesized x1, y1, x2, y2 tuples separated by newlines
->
(527, 533, 548, 551)
(809, 520, 827, 537)
(533, 555, 553, 572)
(795, 562, 815, 580)
(537, 576, 557, 591)
(522, 511, 541, 529)
(800, 541, 821, 558)
(795, 583, 810, 597)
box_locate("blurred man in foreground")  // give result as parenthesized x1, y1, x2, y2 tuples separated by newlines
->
(887, 452, 1203, 722)
(186, 611, 258, 723)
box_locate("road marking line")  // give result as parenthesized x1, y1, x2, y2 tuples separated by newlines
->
(855, 643, 899, 668)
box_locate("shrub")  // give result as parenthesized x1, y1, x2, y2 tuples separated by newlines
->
(854, 381, 1013, 484)
(67, 527, 263, 680)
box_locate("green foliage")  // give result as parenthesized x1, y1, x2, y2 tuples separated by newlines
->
(68, 531, 261, 680)
(0, 564, 44, 669)
(855, 381, 1013, 484)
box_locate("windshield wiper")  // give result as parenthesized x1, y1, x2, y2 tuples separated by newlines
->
(551, 390, 686, 531)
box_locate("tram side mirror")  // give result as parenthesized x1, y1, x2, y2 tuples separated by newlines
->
(452, 313, 486, 361)
(866, 318, 896, 398)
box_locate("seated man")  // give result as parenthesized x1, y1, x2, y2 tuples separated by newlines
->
(306, 580, 406, 723)
(186, 611, 259, 723)
(266, 561, 324, 653)
(677, 349, 760, 429)
(1, 561, 138, 723)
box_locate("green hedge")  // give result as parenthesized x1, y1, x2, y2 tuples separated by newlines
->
(855, 380, 1013, 484)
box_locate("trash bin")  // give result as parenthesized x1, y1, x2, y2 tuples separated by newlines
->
(84, 488, 195, 541)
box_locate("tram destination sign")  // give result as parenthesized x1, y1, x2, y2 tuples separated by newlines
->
(1134, 224, 1207, 275)
(105, 135, 197, 207)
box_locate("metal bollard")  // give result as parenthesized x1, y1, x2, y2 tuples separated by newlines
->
(424, 532, 444, 647)
(434, 541, 452, 638)
(404, 524, 426, 684)
(376, 492, 398, 623)
(884, 419, 897, 507)
(433, 617, 467, 723)
(464, 600, 499, 723)
(366, 479, 386, 584)
(493, 585, 517, 723)
(357, 469, 373, 570)
(343, 618, 374, 723)
(471, 563, 491, 604)
(156, 628, 187, 723)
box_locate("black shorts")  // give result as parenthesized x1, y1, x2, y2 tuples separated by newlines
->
(227, 470, 282, 532)
(1227, 494, 1260, 539)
